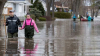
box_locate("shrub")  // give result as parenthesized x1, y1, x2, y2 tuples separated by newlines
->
(39, 17, 46, 21)
(25, 15, 26, 18)
(51, 12, 71, 18)
(30, 0, 45, 16)
(30, 8, 42, 20)
(37, 2, 45, 16)
(25, 14, 35, 20)
(31, 14, 35, 19)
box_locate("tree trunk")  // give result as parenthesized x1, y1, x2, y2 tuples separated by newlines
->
(52, 0, 54, 19)
(72, 0, 82, 18)
(0, 0, 7, 25)
(91, 6, 95, 19)
(95, 9, 99, 17)
(0, 0, 7, 36)
(46, 0, 52, 16)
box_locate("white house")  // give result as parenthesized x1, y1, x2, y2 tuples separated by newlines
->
(3, 0, 32, 17)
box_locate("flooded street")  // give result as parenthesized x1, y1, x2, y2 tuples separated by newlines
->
(0, 19, 100, 56)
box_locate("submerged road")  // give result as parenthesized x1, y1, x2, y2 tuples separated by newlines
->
(0, 17, 100, 56)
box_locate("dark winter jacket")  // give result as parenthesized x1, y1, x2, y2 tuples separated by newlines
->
(6, 15, 22, 33)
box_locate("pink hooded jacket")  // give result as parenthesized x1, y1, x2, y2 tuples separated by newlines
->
(21, 18, 39, 33)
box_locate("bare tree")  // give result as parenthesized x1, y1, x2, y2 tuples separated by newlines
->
(46, 0, 52, 16)
(58, 0, 99, 18)
(71, 0, 82, 17)
(95, 1, 100, 17)
(60, 0, 82, 17)
(52, 0, 55, 19)
(60, 0, 68, 6)
(0, 0, 7, 36)
(0, 0, 7, 24)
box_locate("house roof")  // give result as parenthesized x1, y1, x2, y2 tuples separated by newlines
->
(7, 0, 26, 3)
(54, 1, 68, 8)
(7, 0, 32, 6)
(54, 2, 62, 6)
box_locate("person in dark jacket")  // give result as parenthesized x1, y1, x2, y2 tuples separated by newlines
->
(80, 15, 84, 21)
(86, 14, 89, 18)
(5, 10, 22, 38)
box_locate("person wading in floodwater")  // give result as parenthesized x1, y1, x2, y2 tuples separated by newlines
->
(20, 13, 39, 54)
(4, 10, 22, 54)
(73, 14, 77, 21)
(5, 10, 22, 38)
(20, 13, 39, 39)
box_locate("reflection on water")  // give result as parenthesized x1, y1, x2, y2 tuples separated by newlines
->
(0, 19, 100, 56)
(72, 21, 76, 31)
(6, 38, 18, 54)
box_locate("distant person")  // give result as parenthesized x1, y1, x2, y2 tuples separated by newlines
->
(5, 10, 22, 38)
(20, 13, 39, 39)
(73, 14, 77, 21)
(86, 14, 89, 18)
(80, 15, 84, 21)
(91, 17, 94, 21)
(86, 12, 88, 18)
(87, 15, 91, 21)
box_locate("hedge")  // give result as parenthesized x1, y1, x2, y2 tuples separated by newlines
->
(39, 17, 46, 21)
(25, 14, 35, 20)
(51, 12, 71, 18)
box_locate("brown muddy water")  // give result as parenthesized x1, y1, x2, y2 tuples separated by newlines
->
(0, 19, 100, 56)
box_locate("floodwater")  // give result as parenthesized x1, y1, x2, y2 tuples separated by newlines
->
(0, 19, 100, 56)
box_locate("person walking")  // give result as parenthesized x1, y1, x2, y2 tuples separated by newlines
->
(73, 14, 77, 21)
(5, 10, 22, 38)
(86, 12, 89, 18)
(87, 15, 91, 21)
(5, 10, 21, 54)
(80, 15, 83, 21)
(20, 13, 39, 39)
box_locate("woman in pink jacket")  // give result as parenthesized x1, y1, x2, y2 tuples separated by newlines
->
(21, 13, 39, 38)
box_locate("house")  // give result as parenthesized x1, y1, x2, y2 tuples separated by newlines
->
(54, 1, 69, 12)
(3, 0, 32, 17)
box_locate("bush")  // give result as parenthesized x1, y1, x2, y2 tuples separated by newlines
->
(31, 14, 35, 19)
(55, 12, 71, 18)
(25, 15, 26, 18)
(30, 8, 42, 20)
(51, 12, 71, 18)
(31, 0, 45, 16)
(37, 2, 45, 16)
(39, 17, 46, 21)
(25, 14, 35, 20)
